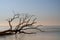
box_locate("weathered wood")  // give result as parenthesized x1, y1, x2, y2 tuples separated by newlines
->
(0, 29, 19, 35)
(0, 14, 43, 36)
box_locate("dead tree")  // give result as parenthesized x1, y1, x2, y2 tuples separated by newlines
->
(0, 13, 43, 35)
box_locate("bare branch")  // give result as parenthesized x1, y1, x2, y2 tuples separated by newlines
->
(22, 27, 43, 32)
(14, 14, 38, 32)
(20, 31, 36, 34)
(7, 14, 20, 30)
(14, 14, 33, 30)
(18, 23, 36, 31)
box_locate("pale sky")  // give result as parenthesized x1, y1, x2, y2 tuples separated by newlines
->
(0, 0, 60, 26)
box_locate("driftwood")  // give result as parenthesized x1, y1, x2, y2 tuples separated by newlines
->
(0, 13, 43, 36)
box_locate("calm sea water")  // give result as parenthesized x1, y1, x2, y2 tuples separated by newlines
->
(0, 26, 60, 40)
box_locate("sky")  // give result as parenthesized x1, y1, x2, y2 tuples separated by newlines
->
(0, 0, 60, 26)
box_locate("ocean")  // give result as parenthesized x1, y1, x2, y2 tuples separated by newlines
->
(0, 26, 60, 40)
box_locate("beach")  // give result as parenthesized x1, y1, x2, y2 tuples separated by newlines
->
(0, 26, 60, 40)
